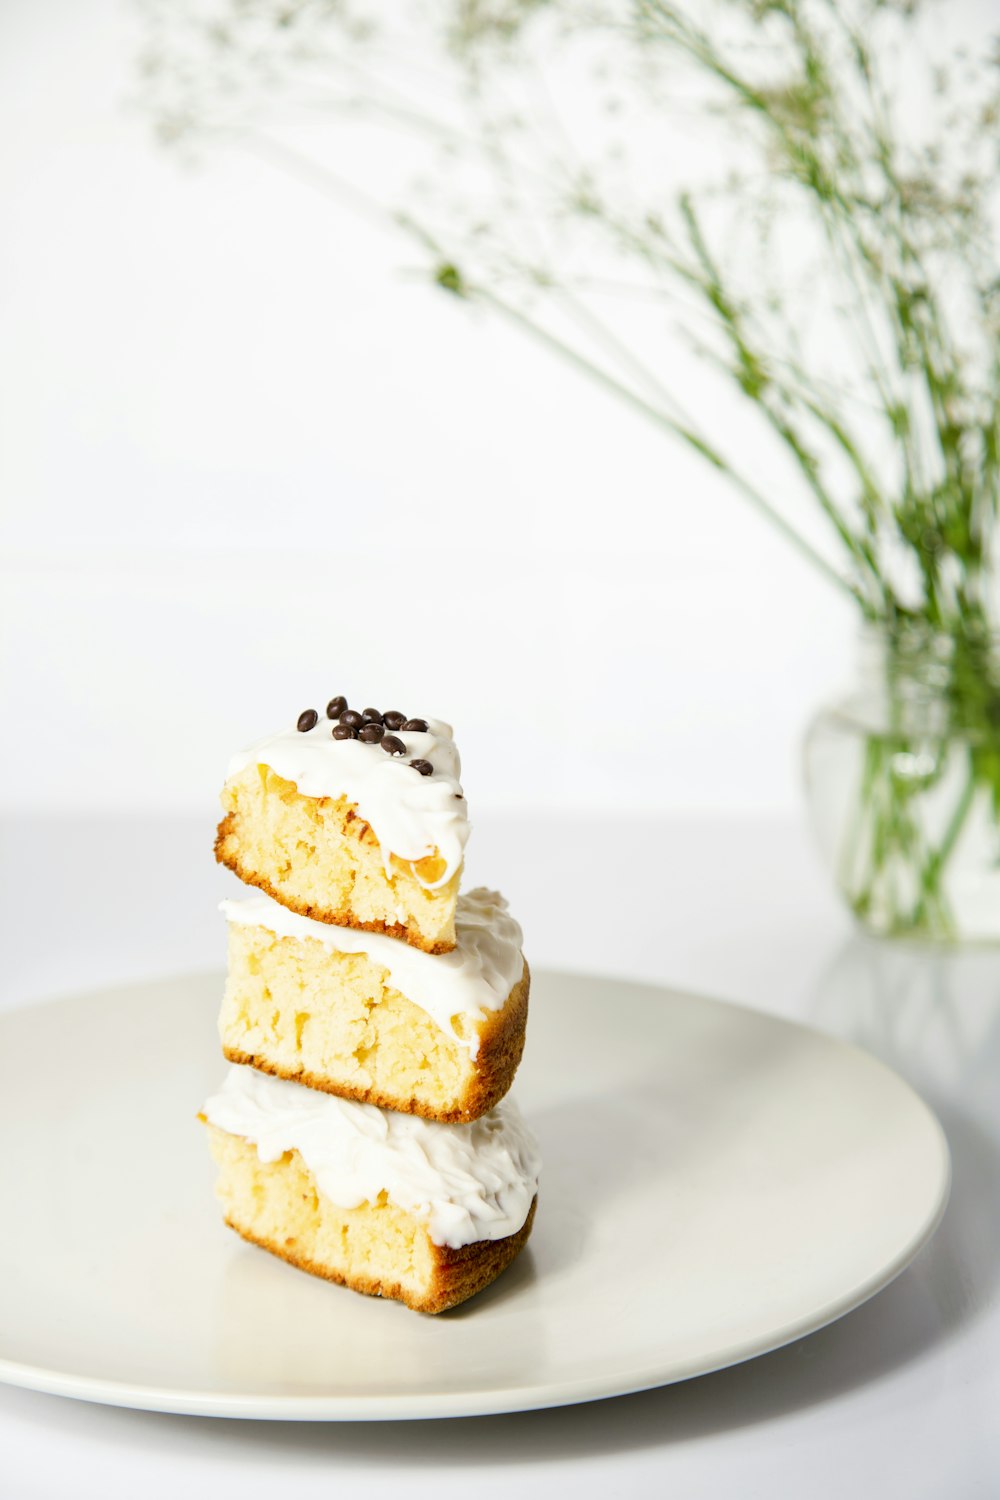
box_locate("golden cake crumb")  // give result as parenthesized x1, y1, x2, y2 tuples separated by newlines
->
(219, 920, 529, 1122)
(205, 1122, 537, 1314)
(216, 765, 459, 954)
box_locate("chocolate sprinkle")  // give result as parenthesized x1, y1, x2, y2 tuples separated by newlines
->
(325, 695, 347, 720)
(403, 718, 428, 733)
(410, 758, 434, 776)
(339, 709, 364, 730)
(358, 722, 385, 743)
(332, 723, 356, 740)
(382, 710, 406, 731)
(381, 734, 406, 756)
(296, 709, 319, 733)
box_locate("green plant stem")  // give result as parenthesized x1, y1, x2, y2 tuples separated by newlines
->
(466, 280, 861, 600)
(911, 754, 978, 930)
(237, 126, 859, 598)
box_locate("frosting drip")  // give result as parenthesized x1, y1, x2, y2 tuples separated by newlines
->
(203, 1066, 541, 1249)
(226, 716, 469, 889)
(222, 887, 525, 1059)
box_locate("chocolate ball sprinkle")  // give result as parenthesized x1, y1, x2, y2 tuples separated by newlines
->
(381, 734, 406, 756)
(358, 722, 385, 743)
(296, 709, 319, 733)
(361, 707, 384, 726)
(325, 695, 347, 720)
(382, 710, 406, 731)
(403, 718, 428, 733)
(410, 759, 434, 776)
(339, 709, 364, 730)
(332, 723, 356, 740)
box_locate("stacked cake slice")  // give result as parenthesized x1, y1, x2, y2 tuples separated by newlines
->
(202, 698, 540, 1313)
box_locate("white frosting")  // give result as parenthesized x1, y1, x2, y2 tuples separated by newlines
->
(226, 715, 469, 889)
(222, 887, 525, 1059)
(203, 1066, 541, 1249)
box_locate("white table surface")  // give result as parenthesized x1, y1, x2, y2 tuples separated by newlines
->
(1, 812, 997, 1499)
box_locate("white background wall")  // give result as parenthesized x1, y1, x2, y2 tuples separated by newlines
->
(0, 0, 894, 819)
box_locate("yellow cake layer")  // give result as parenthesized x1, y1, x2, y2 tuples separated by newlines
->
(205, 1123, 536, 1314)
(216, 765, 459, 954)
(220, 920, 529, 1122)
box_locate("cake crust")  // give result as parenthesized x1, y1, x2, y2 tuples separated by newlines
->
(221, 960, 530, 1124)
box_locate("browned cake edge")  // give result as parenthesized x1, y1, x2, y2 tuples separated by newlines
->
(455, 958, 531, 1120)
(222, 960, 531, 1124)
(223, 1195, 538, 1315)
(215, 809, 455, 956)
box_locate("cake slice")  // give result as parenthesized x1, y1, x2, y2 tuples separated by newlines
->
(216, 701, 469, 954)
(219, 887, 529, 1123)
(202, 1066, 541, 1314)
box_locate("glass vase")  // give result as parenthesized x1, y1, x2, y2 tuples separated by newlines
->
(804, 624, 1000, 943)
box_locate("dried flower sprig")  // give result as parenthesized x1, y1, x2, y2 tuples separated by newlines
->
(139, 0, 1000, 936)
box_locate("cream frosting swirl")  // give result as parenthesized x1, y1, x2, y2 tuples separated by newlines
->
(203, 1066, 541, 1249)
(226, 716, 469, 889)
(221, 887, 525, 1059)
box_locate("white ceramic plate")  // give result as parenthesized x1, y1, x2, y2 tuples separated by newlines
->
(0, 970, 949, 1420)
